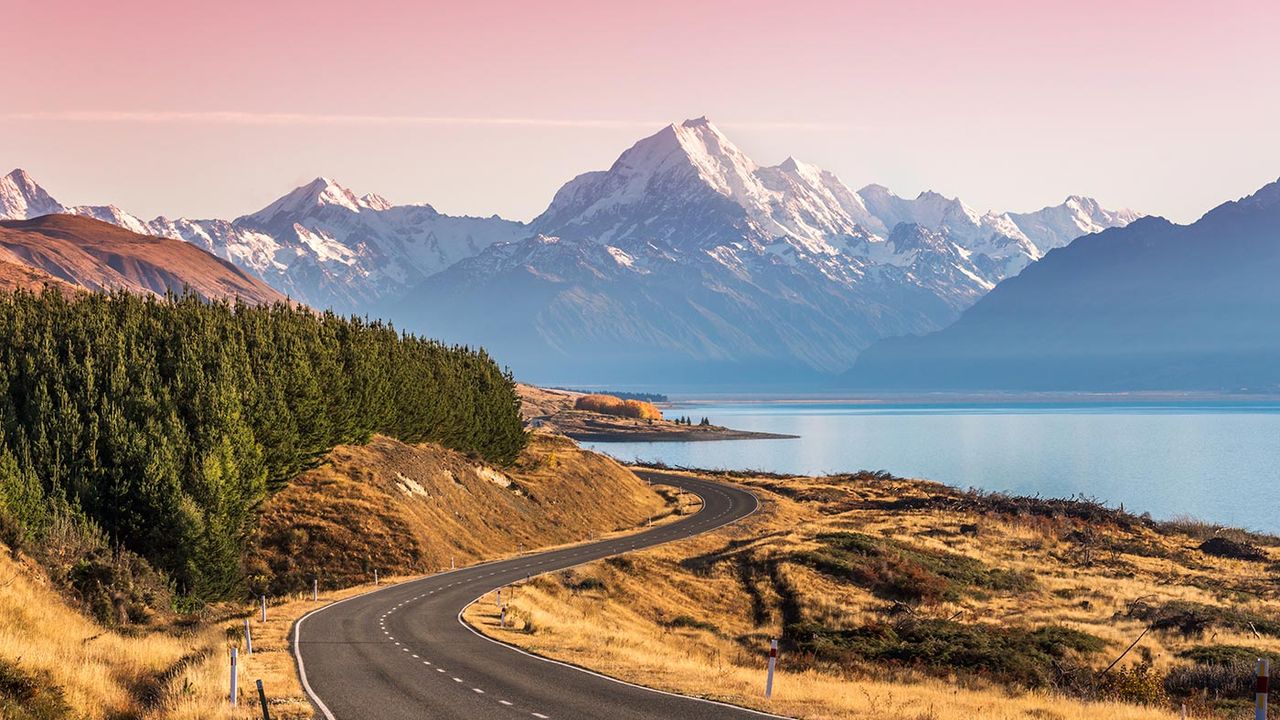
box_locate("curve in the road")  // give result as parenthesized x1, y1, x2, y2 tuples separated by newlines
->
(293, 470, 784, 720)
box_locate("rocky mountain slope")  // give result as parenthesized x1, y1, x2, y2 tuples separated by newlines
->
(386, 119, 1139, 385)
(3, 121, 1138, 385)
(0, 169, 526, 312)
(850, 179, 1280, 391)
(0, 214, 285, 303)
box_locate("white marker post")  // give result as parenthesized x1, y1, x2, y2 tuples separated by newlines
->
(500, 606, 507, 628)
(451, 556, 455, 570)
(1257, 658, 1270, 720)
(229, 647, 238, 706)
(764, 639, 778, 699)
(244, 618, 253, 655)
(312, 578, 318, 602)
(374, 569, 379, 586)
(260, 594, 267, 623)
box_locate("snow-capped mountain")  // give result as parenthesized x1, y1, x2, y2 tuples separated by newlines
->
(3, 119, 1139, 385)
(0, 169, 527, 312)
(387, 118, 1141, 384)
(851, 178, 1280, 391)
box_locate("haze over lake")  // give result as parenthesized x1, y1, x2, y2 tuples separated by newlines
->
(583, 402, 1280, 533)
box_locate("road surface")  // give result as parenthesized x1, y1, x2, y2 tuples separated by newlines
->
(293, 469, 780, 720)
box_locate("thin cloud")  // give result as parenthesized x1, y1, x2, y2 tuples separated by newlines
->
(0, 110, 849, 131)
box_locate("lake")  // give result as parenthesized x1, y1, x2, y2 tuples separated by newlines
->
(581, 402, 1280, 533)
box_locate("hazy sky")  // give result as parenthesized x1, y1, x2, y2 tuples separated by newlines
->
(2, 0, 1278, 223)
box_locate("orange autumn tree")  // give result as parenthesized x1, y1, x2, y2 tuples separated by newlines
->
(574, 394, 663, 420)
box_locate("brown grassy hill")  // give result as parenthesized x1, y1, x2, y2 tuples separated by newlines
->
(247, 432, 670, 594)
(0, 433, 669, 718)
(0, 243, 77, 292)
(0, 214, 284, 303)
(470, 468, 1280, 720)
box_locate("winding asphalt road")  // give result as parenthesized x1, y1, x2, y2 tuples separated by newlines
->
(293, 470, 779, 720)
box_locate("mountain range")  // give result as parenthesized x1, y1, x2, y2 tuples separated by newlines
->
(382, 118, 1139, 384)
(2, 118, 1141, 385)
(850, 179, 1280, 391)
(0, 214, 284, 303)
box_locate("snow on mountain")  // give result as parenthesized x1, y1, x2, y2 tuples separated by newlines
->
(1008, 196, 1144, 254)
(395, 118, 1136, 384)
(0, 169, 65, 219)
(1, 124, 1140, 385)
(0, 171, 528, 312)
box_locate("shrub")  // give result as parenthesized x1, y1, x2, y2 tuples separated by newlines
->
(791, 532, 1035, 604)
(1127, 599, 1280, 638)
(1098, 662, 1167, 705)
(1165, 659, 1255, 699)
(1198, 536, 1268, 562)
(573, 394, 662, 420)
(1177, 644, 1272, 666)
(788, 618, 1103, 689)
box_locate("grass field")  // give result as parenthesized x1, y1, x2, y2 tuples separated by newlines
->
(466, 467, 1280, 719)
(0, 431, 670, 718)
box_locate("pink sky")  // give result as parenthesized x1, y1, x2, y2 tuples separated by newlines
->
(2, 0, 1278, 223)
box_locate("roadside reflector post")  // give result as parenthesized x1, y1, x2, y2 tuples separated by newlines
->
(260, 594, 267, 623)
(244, 618, 253, 654)
(256, 678, 271, 720)
(374, 569, 379, 586)
(765, 639, 778, 698)
(500, 606, 507, 628)
(229, 647, 238, 706)
(1257, 657, 1270, 720)
(451, 555, 455, 570)
(312, 578, 318, 602)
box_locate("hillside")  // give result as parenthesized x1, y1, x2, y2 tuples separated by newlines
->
(0, 432, 669, 718)
(0, 215, 285, 303)
(470, 467, 1280, 719)
(0, 290, 526, 604)
(849, 179, 1280, 391)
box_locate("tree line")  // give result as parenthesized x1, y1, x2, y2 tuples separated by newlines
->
(0, 290, 526, 600)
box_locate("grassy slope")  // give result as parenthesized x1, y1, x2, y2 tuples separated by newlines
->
(466, 468, 1280, 720)
(0, 431, 669, 719)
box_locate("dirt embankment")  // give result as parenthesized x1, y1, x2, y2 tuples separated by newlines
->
(247, 431, 669, 594)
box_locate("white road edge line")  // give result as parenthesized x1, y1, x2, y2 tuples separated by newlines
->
(456, 478, 791, 720)
(294, 474, 779, 720)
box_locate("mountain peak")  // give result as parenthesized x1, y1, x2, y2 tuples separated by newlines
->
(1239, 177, 1280, 209)
(681, 116, 713, 129)
(245, 176, 364, 224)
(0, 168, 65, 220)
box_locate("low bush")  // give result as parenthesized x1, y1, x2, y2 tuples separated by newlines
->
(1197, 536, 1268, 562)
(1164, 659, 1255, 699)
(1177, 644, 1272, 666)
(788, 618, 1103, 689)
(791, 532, 1035, 604)
(1127, 599, 1280, 638)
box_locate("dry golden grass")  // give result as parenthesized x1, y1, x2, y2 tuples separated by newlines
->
(0, 432, 671, 718)
(463, 468, 1280, 720)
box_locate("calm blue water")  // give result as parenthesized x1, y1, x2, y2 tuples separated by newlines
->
(582, 402, 1280, 533)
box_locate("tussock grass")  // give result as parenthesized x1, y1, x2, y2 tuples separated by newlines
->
(465, 467, 1280, 719)
(1, 431, 670, 719)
